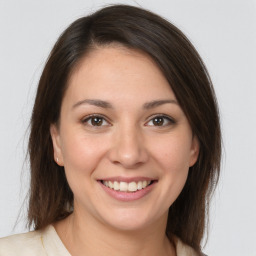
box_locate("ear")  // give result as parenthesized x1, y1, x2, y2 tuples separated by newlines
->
(189, 135, 200, 167)
(50, 124, 64, 166)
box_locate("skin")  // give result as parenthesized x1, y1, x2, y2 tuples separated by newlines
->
(50, 45, 199, 256)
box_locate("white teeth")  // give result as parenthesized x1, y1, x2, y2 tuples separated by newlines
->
(102, 180, 152, 192)
(128, 182, 137, 192)
(120, 182, 128, 192)
(137, 181, 142, 190)
(109, 181, 114, 189)
(113, 181, 119, 191)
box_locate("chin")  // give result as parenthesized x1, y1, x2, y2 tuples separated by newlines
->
(98, 207, 163, 232)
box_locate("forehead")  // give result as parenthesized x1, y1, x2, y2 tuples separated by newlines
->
(64, 46, 176, 105)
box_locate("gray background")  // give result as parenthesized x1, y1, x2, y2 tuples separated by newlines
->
(0, 0, 255, 255)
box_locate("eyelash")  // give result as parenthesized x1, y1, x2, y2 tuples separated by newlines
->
(82, 114, 111, 127)
(81, 114, 175, 128)
(146, 115, 175, 127)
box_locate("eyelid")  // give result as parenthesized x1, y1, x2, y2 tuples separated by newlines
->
(82, 114, 112, 127)
(81, 113, 175, 127)
(145, 114, 176, 126)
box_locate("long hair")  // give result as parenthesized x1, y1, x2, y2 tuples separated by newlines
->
(28, 4, 221, 253)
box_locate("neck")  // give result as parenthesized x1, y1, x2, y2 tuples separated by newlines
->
(55, 208, 176, 256)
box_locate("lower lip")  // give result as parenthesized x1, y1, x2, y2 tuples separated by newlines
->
(98, 181, 156, 202)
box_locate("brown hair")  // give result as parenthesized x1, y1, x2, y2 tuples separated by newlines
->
(28, 4, 221, 253)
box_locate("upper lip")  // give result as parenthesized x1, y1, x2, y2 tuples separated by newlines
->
(98, 176, 157, 183)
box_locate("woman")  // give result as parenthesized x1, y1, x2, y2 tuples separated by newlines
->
(0, 4, 221, 256)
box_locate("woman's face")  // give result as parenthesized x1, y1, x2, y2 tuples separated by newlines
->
(51, 46, 199, 231)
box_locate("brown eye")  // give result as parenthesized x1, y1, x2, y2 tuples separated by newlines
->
(152, 117, 164, 126)
(82, 115, 110, 127)
(91, 117, 103, 126)
(146, 115, 175, 127)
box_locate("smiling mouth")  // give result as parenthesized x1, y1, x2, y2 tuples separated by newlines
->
(100, 180, 155, 192)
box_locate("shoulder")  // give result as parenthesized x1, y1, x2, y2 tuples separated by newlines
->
(174, 236, 205, 256)
(0, 225, 70, 256)
(0, 228, 46, 256)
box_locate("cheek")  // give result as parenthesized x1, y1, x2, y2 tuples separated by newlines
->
(151, 134, 192, 174)
(143, 136, 192, 214)
(60, 133, 110, 207)
(60, 131, 108, 182)
(151, 135, 192, 196)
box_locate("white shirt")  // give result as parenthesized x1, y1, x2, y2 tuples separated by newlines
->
(0, 225, 199, 256)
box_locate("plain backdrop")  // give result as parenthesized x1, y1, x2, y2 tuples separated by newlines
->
(0, 0, 255, 255)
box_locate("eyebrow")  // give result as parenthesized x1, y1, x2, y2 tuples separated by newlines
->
(72, 99, 113, 109)
(143, 99, 178, 109)
(72, 99, 178, 109)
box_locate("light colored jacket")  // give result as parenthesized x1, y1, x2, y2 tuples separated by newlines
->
(0, 225, 199, 256)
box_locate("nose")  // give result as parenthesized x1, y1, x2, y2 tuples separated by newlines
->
(108, 125, 149, 169)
